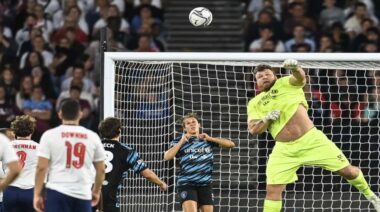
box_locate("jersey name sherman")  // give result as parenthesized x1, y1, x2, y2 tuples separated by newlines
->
(258, 89, 278, 106)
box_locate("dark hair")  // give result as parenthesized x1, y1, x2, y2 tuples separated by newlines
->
(253, 64, 273, 75)
(60, 99, 80, 120)
(180, 113, 199, 128)
(354, 2, 366, 9)
(70, 85, 82, 92)
(11, 115, 36, 137)
(98, 117, 121, 139)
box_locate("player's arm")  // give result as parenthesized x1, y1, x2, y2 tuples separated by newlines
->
(34, 156, 49, 212)
(248, 119, 270, 135)
(283, 59, 306, 86)
(199, 133, 235, 148)
(248, 110, 281, 135)
(140, 168, 168, 191)
(163, 134, 189, 161)
(0, 161, 21, 191)
(92, 160, 105, 206)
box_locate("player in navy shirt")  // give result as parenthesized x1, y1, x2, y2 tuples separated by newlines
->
(164, 113, 235, 212)
(98, 117, 167, 212)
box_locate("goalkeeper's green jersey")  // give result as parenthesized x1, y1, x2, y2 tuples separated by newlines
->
(247, 76, 308, 139)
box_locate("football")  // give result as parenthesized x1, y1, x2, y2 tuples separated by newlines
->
(189, 7, 213, 27)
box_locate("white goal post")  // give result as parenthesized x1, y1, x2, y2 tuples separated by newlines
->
(103, 52, 380, 212)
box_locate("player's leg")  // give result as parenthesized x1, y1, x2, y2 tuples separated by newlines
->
(44, 189, 73, 212)
(336, 165, 380, 211)
(197, 185, 213, 212)
(178, 185, 198, 212)
(264, 142, 300, 212)
(19, 188, 34, 211)
(301, 129, 380, 211)
(73, 197, 92, 212)
(264, 184, 286, 212)
(2, 186, 19, 212)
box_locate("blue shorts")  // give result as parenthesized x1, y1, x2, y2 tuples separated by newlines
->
(0, 202, 3, 212)
(45, 189, 91, 212)
(3, 186, 34, 212)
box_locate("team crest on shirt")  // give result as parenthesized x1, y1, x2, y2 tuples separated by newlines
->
(137, 159, 143, 164)
(180, 191, 187, 199)
(271, 89, 278, 98)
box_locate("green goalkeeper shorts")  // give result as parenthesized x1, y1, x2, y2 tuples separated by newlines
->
(266, 127, 350, 185)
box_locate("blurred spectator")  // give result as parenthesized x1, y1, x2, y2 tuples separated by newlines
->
(30, 66, 56, 100)
(127, 23, 165, 51)
(0, 24, 17, 68)
(329, 22, 350, 51)
(328, 70, 362, 124)
(318, 34, 335, 52)
(53, 4, 89, 35)
(135, 35, 159, 52)
(134, 0, 162, 9)
(14, 0, 38, 32)
(249, 26, 284, 52)
(19, 35, 53, 69)
(0, 68, 17, 103)
(93, 4, 130, 36)
(37, 0, 61, 17)
(292, 42, 312, 52)
(358, 27, 380, 51)
(361, 87, 380, 123)
(15, 75, 33, 110)
(56, 80, 95, 112)
(131, 5, 161, 33)
(59, 85, 93, 128)
(283, 2, 317, 38)
(361, 41, 378, 52)
(22, 86, 52, 139)
(344, 2, 378, 40)
(53, 14, 88, 45)
(246, 0, 281, 21)
(0, 84, 19, 128)
(15, 13, 39, 45)
(135, 0, 164, 21)
(34, 4, 54, 37)
(285, 25, 316, 52)
(61, 65, 96, 95)
(350, 18, 375, 51)
(319, 0, 345, 30)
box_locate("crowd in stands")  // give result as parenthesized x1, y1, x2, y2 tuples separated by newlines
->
(0, 0, 166, 140)
(243, 0, 380, 53)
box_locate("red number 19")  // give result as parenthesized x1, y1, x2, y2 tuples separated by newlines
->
(65, 141, 86, 169)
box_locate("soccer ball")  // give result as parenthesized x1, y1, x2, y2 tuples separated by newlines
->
(189, 7, 213, 27)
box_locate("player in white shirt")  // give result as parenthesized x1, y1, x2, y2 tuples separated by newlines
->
(0, 128, 15, 212)
(34, 99, 106, 212)
(0, 134, 21, 192)
(3, 115, 38, 212)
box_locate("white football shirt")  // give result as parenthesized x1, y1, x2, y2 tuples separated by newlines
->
(0, 134, 18, 200)
(0, 134, 18, 165)
(10, 139, 39, 189)
(38, 125, 105, 200)
(0, 162, 4, 202)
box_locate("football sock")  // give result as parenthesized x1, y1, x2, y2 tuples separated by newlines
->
(347, 170, 375, 199)
(263, 199, 282, 212)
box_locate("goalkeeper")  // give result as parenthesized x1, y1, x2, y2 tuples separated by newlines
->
(247, 59, 380, 212)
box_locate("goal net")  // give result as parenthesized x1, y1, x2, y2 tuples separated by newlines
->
(103, 53, 380, 211)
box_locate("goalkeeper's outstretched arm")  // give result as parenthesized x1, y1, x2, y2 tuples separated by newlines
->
(283, 59, 306, 86)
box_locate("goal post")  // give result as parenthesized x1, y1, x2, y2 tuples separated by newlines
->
(102, 53, 380, 211)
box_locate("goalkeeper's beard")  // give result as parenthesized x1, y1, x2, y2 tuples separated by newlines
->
(262, 79, 276, 92)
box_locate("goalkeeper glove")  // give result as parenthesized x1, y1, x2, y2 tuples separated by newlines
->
(263, 110, 281, 124)
(282, 59, 299, 72)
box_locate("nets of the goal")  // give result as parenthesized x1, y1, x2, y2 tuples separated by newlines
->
(107, 59, 380, 212)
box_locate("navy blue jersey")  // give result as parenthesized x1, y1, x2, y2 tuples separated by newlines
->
(102, 139, 148, 207)
(170, 135, 217, 186)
